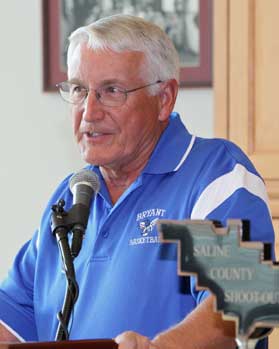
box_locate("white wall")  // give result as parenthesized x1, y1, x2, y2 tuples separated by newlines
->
(0, 1, 213, 280)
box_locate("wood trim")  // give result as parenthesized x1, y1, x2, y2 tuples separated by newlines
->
(0, 340, 117, 349)
(273, 219, 279, 258)
(250, 154, 279, 180)
(229, 0, 250, 150)
(215, 0, 256, 155)
(247, 0, 256, 154)
(214, 0, 229, 138)
(266, 181, 279, 218)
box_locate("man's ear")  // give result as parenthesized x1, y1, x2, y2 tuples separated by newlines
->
(158, 79, 179, 122)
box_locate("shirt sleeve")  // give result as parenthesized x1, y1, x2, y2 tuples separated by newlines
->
(0, 171, 76, 341)
(189, 139, 275, 304)
(0, 231, 39, 341)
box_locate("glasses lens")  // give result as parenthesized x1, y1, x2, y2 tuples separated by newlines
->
(57, 82, 70, 103)
(58, 82, 87, 104)
(98, 85, 126, 107)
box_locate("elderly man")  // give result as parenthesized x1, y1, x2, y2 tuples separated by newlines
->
(0, 14, 274, 349)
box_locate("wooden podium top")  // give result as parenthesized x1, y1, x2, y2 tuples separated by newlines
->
(0, 339, 117, 349)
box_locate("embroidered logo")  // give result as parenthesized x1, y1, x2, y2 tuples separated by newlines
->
(129, 208, 166, 246)
(139, 218, 158, 236)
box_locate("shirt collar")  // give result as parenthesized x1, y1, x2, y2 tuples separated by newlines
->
(143, 112, 195, 174)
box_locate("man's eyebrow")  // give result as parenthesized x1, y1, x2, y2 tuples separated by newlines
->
(68, 78, 83, 85)
(101, 79, 121, 85)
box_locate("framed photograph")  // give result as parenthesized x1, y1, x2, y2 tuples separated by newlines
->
(43, 0, 212, 91)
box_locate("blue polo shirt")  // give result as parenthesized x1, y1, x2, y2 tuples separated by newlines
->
(0, 113, 274, 346)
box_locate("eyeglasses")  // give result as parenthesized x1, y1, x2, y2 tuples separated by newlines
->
(56, 80, 163, 107)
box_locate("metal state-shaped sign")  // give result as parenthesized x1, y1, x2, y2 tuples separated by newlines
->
(158, 219, 279, 341)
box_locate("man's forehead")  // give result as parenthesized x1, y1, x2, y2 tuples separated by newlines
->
(69, 42, 144, 65)
(68, 43, 145, 81)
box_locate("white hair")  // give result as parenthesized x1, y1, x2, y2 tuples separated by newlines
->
(67, 14, 180, 93)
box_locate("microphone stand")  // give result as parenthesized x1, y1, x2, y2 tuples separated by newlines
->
(51, 199, 86, 341)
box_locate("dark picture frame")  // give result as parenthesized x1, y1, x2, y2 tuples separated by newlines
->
(42, 0, 212, 91)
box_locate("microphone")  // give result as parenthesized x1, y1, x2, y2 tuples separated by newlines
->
(69, 169, 100, 257)
(70, 169, 100, 207)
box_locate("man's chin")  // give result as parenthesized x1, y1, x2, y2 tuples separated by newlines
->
(81, 154, 112, 167)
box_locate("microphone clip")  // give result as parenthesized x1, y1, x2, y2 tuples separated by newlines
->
(51, 199, 90, 235)
(51, 198, 89, 259)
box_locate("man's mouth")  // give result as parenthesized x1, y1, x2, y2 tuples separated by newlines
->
(86, 132, 104, 137)
(83, 131, 113, 144)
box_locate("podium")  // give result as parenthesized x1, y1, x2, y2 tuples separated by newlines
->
(0, 339, 117, 349)
(158, 219, 277, 349)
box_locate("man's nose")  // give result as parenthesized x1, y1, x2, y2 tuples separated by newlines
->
(82, 90, 104, 121)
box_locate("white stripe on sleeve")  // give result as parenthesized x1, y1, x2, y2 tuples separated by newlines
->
(190, 163, 271, 219)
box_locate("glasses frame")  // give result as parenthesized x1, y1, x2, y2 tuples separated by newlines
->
(56, 80, 163, 107)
